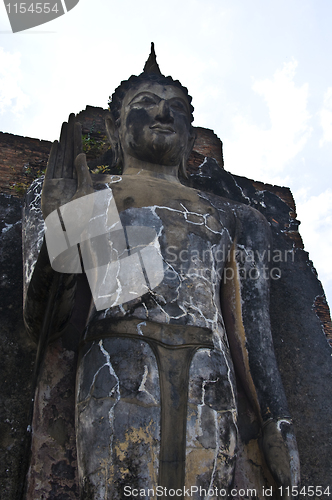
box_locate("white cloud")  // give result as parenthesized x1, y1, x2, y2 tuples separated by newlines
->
(0, 47, 30, 116)
(319, 87, 332, 146)
(224, 60, 312, 183)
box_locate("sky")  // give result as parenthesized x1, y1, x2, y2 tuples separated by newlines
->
(1, 0, 332, 308)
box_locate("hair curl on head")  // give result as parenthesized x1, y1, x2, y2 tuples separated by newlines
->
(108, 72, 194, 125)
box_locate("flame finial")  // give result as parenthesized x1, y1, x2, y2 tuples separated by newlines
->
(143, 42, 162, 76)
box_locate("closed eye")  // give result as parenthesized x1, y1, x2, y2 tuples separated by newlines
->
(170, 99, 187, 113)
(130, 93, 159, 106)
(140, 96, 157, 104)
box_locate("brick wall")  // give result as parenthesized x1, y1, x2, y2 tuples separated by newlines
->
(193, 126, 224, 168)
(0, 132, 52, 196)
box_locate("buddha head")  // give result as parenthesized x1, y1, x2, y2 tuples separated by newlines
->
(106, 43, 195, 178)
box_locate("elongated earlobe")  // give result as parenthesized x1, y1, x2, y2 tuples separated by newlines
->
(179, 130, 196, 179)
(105, 112, 121, 168)
(180, 157, 188, 179)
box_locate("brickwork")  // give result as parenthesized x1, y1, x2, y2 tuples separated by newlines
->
(193, 126, 224, 168)
(314, 295, 332, 346)
(76, 105, 107, 136)
(251, 179, 304, 249)
(0, 132, 52, 196)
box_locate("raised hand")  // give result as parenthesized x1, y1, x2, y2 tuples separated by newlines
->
(262, 419, 300, 499)
(41, 113, 93, 220)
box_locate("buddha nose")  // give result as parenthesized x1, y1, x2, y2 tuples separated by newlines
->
(155, 99, 174, 123)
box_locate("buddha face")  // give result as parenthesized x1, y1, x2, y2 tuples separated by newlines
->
(118, 82, 194, 167)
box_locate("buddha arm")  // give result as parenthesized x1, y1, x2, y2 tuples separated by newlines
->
(221, 204, 300, 492)
(23, 237, 77, 343)
(23, 115, 93, 343)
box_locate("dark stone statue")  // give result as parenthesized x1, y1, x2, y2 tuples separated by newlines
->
(23, 44, 300, 499)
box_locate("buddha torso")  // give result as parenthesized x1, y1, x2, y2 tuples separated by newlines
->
(87, 174, 237, 335)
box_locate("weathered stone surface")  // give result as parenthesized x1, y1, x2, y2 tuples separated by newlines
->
(26, 335, 79, 500)
(189, 159, 332, 490)
(0, 194, 36, 499)
(77, 338, 161, 498)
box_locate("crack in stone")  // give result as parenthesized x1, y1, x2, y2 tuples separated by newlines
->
(24, 178, 45, 288)
(214, 336, 238, 424)
(106, 176, 122, 185)
(136, 321, 146, 335)
(98, 340, 120, 480)
(182, 299, 215, 330)
(149, 203, 225, 237)
(207, 410, 220, 496)
(138, 365, 158, 405)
